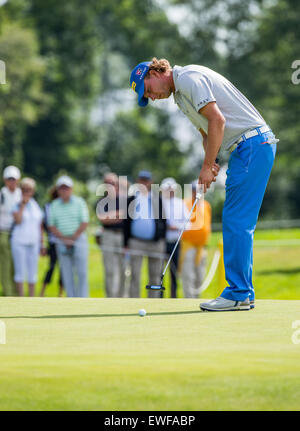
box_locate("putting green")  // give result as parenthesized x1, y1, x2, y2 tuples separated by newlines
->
(0, 298, 299, 411)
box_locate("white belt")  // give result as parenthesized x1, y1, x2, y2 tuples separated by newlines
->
(229, 125, 271, 153)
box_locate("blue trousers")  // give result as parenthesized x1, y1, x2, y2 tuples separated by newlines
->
(221, 130, 277, 302)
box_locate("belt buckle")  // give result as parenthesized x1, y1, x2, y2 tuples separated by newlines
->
(230, 143, 238, 153)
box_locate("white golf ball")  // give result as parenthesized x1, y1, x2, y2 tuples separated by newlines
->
(139, 309, 147, 317)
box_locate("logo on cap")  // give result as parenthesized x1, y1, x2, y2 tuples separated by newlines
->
(130, 61, 151, 106)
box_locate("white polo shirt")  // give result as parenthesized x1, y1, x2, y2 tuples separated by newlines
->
(173, 65, 267, 150)
(11, 198, 43, 245)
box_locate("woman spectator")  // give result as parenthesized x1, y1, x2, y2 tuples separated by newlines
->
(11, 178, 45, 296)
(40, 186, 64, 297)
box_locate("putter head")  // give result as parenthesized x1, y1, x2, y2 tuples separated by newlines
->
(146, 284, 165, 291)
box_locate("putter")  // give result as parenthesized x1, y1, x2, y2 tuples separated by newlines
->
(146, 184, 204, 297)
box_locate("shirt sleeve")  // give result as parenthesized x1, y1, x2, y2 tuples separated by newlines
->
(79, 199, 89, 223)
(38, 205, 43, 223)
(178, 72, 216, 112)
(11, 203, 20, 214)
(48, 202, 55, 226)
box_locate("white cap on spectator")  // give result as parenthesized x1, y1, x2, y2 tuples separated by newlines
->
(161, 177, 178, 190)
(3, 165, 21, 180)
(56, 175, 73, 188)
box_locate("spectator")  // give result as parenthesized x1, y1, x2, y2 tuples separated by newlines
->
(180, 181, 212, 298)
(48, 176, 89, 297)
(118, 176, 130, 198)
(11, 177, 45, 297)
(124, 170, 166, 298)
(40, 186, 64, 297)
(0, 166, 22, 296)
(161, 177, 189, 298)
(97, 172, 126, 297)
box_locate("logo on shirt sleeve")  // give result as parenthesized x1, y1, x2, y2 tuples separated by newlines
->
(197, 98, 210, 108)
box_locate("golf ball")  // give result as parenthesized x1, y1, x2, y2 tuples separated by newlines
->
(139, 309, 147, 317)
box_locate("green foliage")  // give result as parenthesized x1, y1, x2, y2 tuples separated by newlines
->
(1, 0, 190, 187)
(225, 0, 300, 218)
(0, 19, 48, 170)
(0, 0, 299, 220)
(22, 0, 102, 183)
(98, 107, 187, 183)
(94, 0, 191, 69)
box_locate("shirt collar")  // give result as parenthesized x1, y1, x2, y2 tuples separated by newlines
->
(59, 196, 74, 204)
(172, 65, 182, 95)
(2, 186, 20, 195)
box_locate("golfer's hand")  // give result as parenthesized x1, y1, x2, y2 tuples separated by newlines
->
(212, 161, 220, 176)
(198, 164, 217, 193)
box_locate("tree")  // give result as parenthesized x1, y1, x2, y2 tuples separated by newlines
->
(98, 107, 188, 183)
(1, 0, 191, 185)
(0, 19, 47, 171)
(225, 0, 300, 218)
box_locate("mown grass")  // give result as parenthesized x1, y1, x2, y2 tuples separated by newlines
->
(0, 297, 299, 410)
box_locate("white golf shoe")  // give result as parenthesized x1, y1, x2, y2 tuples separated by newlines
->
(200, 296, 250, 312)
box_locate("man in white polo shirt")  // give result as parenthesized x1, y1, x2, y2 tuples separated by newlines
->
(0, 165, 22, 296)
(130, 58, 279, 311)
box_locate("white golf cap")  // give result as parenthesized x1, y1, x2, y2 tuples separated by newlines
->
(3, 165, 21, 180)
(161, 177, 178, 190)
(56, 175, 73, 188)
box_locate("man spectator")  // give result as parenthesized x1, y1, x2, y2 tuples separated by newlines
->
(180, 181, 212, 298)
(97, 172, 126, 297)
(48, 175, 89, 297)
(124, 170, 166, 298)
(161, 177, 189, 298)
(0, 165, 22, 296)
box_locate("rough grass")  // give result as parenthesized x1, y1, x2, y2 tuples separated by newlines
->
(27, 229, 300, 300)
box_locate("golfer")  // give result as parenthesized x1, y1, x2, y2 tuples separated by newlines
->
(130, 58, 278, 311)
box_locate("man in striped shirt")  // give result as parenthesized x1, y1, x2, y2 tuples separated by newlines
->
(48, 175, 89, 297)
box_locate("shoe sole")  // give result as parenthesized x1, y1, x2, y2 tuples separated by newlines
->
(200, 303, 250, 312)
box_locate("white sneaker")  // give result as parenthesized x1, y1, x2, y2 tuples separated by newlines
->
(200, 296, 250, 312)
